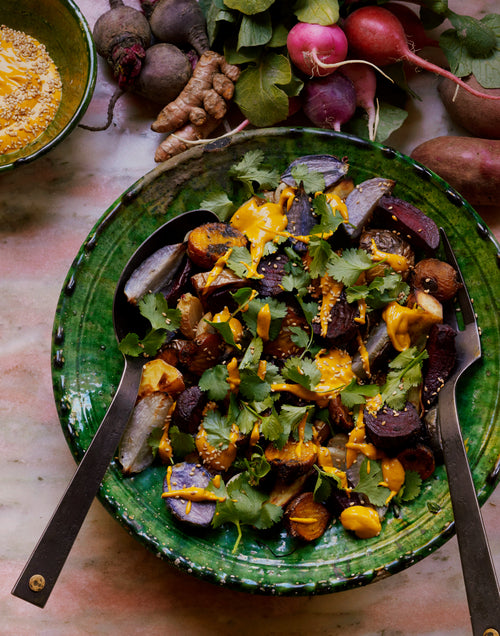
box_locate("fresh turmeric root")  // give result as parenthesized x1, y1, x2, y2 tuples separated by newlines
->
(152, 50, 240, 162)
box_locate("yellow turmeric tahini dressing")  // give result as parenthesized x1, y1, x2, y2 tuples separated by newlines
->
(0, 26, 62, 155)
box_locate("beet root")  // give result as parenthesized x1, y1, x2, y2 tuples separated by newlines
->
(422, 323, 457, 408)
(149, 0, 209, 56)
(93, 1, 152, 89)
(364, 401, 424, 454)
(134, 43, 192, 105)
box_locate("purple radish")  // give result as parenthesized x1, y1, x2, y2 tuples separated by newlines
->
(303, 73, 357, 132)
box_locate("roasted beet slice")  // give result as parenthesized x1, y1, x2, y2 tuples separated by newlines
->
(285, 182, 315, 253)
(265, 440, 317, 483)
(162, 462, 216, 527)
(422, 323, 457, 408)
(161, 254, 194, 304)
(364, 402, 424, 454)
(257, 253, 289, 297)
(328, 488, 363, 518)
(374, 196, 440, 254)
(397, 443, 436, 480)
(312, 293, 358, 347)
(172, 386, 207, 434)
(177, 332, 224, 376)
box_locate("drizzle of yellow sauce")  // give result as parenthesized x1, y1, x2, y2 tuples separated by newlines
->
(226, 357, 240, 392)
(370, 239, 409, 274)
(256, 303, 271, 341)
(205, 248, 232, 288)
(289, 517, 318, 524)
(356, 333, 370, 377)
(230, 196, 288, 278)
(250, 421, 260, 446)
(382, 301, 442, 352)
(340, 505, 381, 539)
(380, 457, 406, 503)
(278, 185, 297, 211)
(322, 191, 349, 221)
(0, 26, 62, 155)
(321, 464, 350, 491)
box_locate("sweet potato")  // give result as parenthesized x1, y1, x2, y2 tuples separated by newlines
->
(410, 136, 500, 207)
(438, 76, 500, 140)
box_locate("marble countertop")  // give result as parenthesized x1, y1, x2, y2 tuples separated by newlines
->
(2, 1, 499, 634)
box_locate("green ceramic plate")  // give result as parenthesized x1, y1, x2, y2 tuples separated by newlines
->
(52, 128, 500, 595)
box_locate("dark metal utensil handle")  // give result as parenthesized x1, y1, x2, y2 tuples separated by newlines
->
(11, 356, 144, 608)
(439, 380, 500, 636)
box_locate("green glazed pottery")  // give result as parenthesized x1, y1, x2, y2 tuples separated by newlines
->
(0, 0, 96, 172)
(52, 128, 500, 595)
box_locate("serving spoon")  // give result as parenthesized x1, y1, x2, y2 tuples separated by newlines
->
(12, 209, 218, 608)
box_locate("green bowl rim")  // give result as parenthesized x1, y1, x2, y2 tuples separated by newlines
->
(0, 0, 97, 173)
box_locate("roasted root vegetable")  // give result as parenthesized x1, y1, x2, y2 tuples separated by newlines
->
(410, 137, 500, 207)
(412, 259, 462, 302)
(187, 222, 247, 269)
(285, 492, 331, 541)
(265, 440, 318, 483)
(397, 444, 436, 481)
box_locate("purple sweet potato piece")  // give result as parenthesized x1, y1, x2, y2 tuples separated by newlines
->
(364, 401, 424, 454)
(257, 253, 289, 297)
(422, 323, 457, 408)
(162, 462, 215, 527)
(374, 195, 440, 254)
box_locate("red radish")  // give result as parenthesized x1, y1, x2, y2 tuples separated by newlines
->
(341, 64, 378, 141)
(384, 2, 439, 50)
(303, 73, 357, 131)
(343, 6, 500, 101)
(287, 23, 348, 77)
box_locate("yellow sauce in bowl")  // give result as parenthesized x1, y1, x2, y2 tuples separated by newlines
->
(0, 25, 62, 155)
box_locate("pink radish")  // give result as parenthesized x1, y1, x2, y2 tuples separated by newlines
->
(341, 64, 379, 141)
(343, 6, 500, 101)
(287, 23, 348, 77)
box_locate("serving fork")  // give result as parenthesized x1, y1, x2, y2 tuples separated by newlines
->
(437, 228, 500, 636)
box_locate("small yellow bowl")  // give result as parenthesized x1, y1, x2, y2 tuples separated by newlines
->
(0, 0, 96, 172)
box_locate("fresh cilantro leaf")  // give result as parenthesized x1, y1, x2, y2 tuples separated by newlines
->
(308, 235, 333, 279)
(289, 325, 310, 349)
(226, 245, 254, 278)
(241, 297, 288, 339)
(239, 336, 264, 369)
(282, 356, 321, 390)
(353, 458, 389, 507)
(299, 299, 319, 326)
(169, 425, 196, 459)
(199, 191, 235, 222)
(398, 470, 422, 503)
(234, 449, 271, 486)
(236, 404, 260, 435)
(206, 316, 240, 349)
(259, 408, 283, 441)
(239, 368, 271, 402)
(118, 328, 168, 357)
(381, 347, 428, 410)
(199, 365, 230, 401)
(345, 271, 409, 310)
(211, 472, 282, 552)
(280, 266, 311, 297)
(139, 293, 180, 331)
(290, 163, 326, 194)
(340, 379, 380, 409)
(203, 408, 233, 449)
(228, 149, 280, 196)
(311, 193, 346, 234)
(326, 248, 375, 286)
(147, 427, 163, 457)
(313, 467, 334, 502)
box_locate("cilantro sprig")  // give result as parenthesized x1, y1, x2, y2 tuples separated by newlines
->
(118, 293, 180, 357)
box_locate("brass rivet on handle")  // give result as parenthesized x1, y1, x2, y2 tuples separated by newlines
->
(28, 574, 45, 592)
(483, 629, 499, 636)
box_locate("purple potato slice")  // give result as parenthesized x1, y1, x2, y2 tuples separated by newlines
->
(163, 462, 216, 527)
